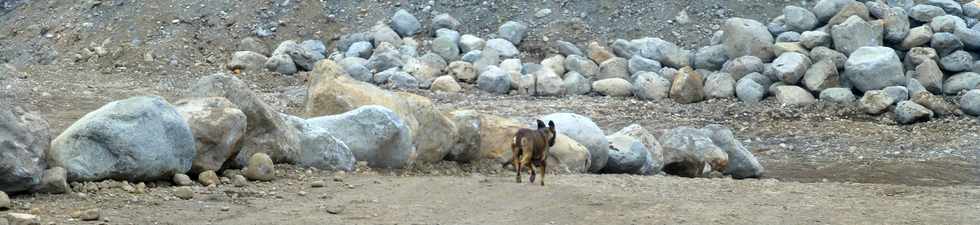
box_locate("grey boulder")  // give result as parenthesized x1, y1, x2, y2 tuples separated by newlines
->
(307, 106, 414, 169)
(391, 9, 421, 37)
(844, 47, 906, 92)
(0, 107, 49, 192)
(281, 114, 356, 171)
(49, 96, 195, 181)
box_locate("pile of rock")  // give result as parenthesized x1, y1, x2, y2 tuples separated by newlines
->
(2, 57, 767, 199)
(230, 3, 980, 125)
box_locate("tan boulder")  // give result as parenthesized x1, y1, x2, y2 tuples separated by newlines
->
(305, 60, 458, 164)
(545, 134, 592, 174)
(477, 114, 524, 163)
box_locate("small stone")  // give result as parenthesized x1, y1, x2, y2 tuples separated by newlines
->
(882, 6, 911, 44)
(704, 72, 736, 99)
(930, 15, 966, 33)
(432, 36, 460, 61)
(244, 153, 275, 181)
(883, 86, 910, 103)
(803, 59, 840, 92)
(198, 170, 220, 186)
(771, 52, 811, 85)
(565, 55, 599, 78)
(831, 15, 883, 56)
(774, 42, 809, 56)
(174, 187, 194, 200)
(448, 61, 477, 83)
(431, 75, 462, 93)
(587, 41, 615, 64)
(461, 50, 481, 63)
(632, 72, 672, 100)
(944, 72, 980, 94)
(232, 175, 247, 187)
(37, 167, 70, 194)
(910, 4, 946, 23)
(598, 57, 630, 80)
(628, 56, 662, 75)
(693, 45, 728, 71)
(557, 41, 584, 56)
(736, 78, 766, 103)
(960, 89, 980, 116)
(784, 6, 818, 32)
(844, 46, 906, 92)
(563, 71, 592, 95)
(592, 78, 633, 97)
(220, 207, 231, 212)
(912, 92, 957, 116)
(79, 209, 99, 221)
(432, 14, 460, 31)
(391, 9, 421, 37)
(827, 2, 871, 27)
(819, 88, 856, 103)
(459, 35, 485, 53)
(6, 213, 40, 225)
(895, 101, 934, 124)
(774, 85, 816, 105)
(311, 181, 325, 188)
(498, 21, 528, 45)
(611, 39, 635, 58)
(669, 67, 706, 104)
(931, 32, 963, 56)
(901, 26, 934, 50)
(776, 31, 802, 43)
(345, 41, 373, 58)
(924, 0, 962, 15)
(810, 47, 847, 70)
(484, 39, 519, 58)
(541, 55, 566, 76)
(173, 174, 193, 186)
(939, 50, 973, 72)
(477, 66, 513, 94)
(860, 90, 896, 115)
(907, 47, 940, 69)
(535, 9, 552, 18)
(721, 55, 766, 80)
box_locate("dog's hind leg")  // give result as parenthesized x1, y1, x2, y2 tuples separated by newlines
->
(528, 163, 536, 184)
(539, 160, 547, 186)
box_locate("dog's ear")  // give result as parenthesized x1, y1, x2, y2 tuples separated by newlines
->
(547, 121, 557, 146)
(536, 119, 546, 129)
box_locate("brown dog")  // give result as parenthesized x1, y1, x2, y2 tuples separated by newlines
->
(512, 120, 556, 186)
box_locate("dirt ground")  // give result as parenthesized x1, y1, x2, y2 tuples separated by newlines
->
(1, 0, 980, 224)
(9, 169, 980, 225)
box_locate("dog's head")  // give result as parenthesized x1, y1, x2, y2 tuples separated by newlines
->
(536, 120, 557, 147)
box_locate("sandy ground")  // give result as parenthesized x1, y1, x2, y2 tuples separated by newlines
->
(8, 170, 980, 225)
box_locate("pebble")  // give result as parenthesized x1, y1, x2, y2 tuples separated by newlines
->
(174, 187, 194, 200)
(198, 170, 220, 186)
(232, 175, 248, 187)
(535, 9, 552, 18)
(173, 174, 193, 186)
(311, 181, 325, 188)
(80, 208, 100, 221)
(220, 207, 230, 212)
